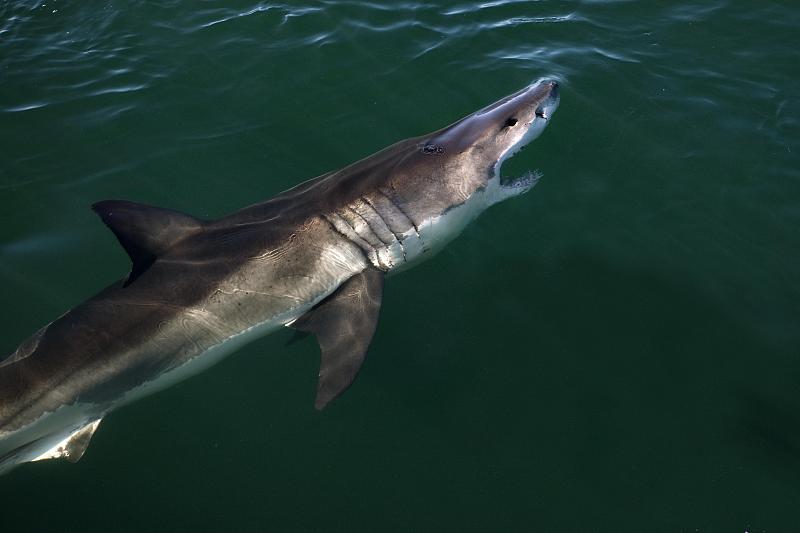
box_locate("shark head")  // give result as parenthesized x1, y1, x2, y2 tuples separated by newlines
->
(380, 79, 560, 265)
(233, 78, 560, 273)
(425, 78, 560, 199)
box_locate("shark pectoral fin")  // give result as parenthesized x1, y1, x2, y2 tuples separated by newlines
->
(63, 419, 102, 463)
(32, 419, 102, 464)
(92, 200, 205, 286)
(291, 268, 384, 410)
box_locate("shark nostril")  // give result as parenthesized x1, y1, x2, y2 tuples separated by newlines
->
(505, 117, 518, 128)
(535, 109, 546, 119)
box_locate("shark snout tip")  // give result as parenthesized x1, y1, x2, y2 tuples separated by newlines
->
(547, 80, 559, 100)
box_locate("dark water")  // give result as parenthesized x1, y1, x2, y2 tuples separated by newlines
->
(1, 0, 798, 531)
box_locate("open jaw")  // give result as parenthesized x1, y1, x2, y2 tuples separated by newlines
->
(493, 111, 552, 194)
(494, 138, 544, 194)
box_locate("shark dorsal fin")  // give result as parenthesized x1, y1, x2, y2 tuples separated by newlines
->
(92, 200, 204, 286)
(290, 268, 384, 410)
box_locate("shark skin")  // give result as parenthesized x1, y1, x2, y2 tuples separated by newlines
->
(0, 79, 560, 475)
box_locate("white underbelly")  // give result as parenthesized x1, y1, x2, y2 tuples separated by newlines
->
(392, 189, 489, 274)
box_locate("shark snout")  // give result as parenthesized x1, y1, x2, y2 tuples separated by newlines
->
(546, 80, 559, 101)
(534, 80, 560, 121)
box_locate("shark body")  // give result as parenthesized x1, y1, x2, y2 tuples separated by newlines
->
(0, 79, 560, 474)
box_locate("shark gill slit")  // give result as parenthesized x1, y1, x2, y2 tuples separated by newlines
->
(361, 196, 409, 262)
(377, 188, 422, 239)
(344, 205, 395, 270)
(357, 197, 407, 266)
(341, 207, 383, 249)
(352, 199, 395, 247)
(340, 206, 394, 272)
(320, 215, 375, 269)
(337, 207, 385, 269)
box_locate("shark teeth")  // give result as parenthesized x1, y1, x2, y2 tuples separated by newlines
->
(500, 170, 542, 190)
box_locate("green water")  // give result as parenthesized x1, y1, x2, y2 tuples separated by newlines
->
(1, 0, 798, 531)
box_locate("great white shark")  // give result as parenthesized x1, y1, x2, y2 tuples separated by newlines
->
(0, 79, 559, 475)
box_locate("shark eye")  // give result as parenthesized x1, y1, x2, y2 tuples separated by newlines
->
(504, 117, 518, 128)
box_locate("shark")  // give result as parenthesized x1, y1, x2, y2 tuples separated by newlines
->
(0, 79, 560, 475)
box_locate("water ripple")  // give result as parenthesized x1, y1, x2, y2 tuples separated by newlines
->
(478, 13, 578, 28)
(5, 102, 49, 113)
(87, 83, 150, 97)
(442, 0, 540, 16)
(199, 4, 324, 30)
(666, 1, 727, 22)
(345, 18, 447, 35)
(321, 0, 437, 12)
(178, 3, 324, 33)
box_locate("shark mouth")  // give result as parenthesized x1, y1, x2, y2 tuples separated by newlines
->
(494, 127, 545, 192)
(491, 86, 558, 192)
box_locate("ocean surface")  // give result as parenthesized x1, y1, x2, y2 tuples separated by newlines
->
(1, 0, 798, 531)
